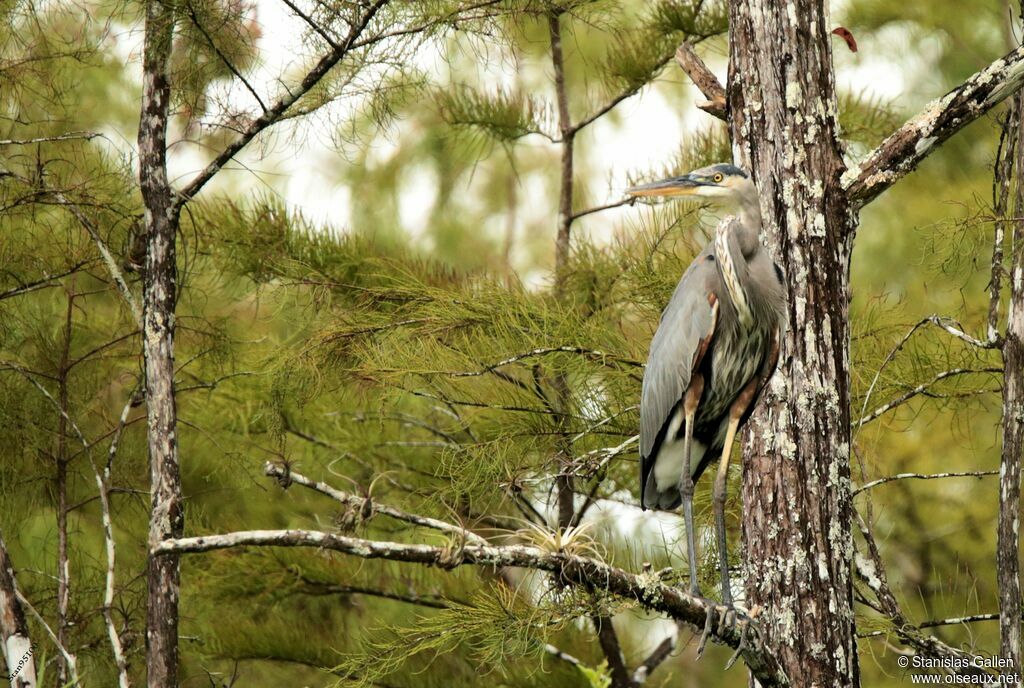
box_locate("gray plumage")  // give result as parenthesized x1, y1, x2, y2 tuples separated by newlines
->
(627, 163, 787, 603)
(640, 218, 786, 509)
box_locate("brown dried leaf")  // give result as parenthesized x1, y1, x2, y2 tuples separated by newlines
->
(832, 27, 858, 53)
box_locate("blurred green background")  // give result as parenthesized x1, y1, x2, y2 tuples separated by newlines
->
(0, 0, 1018, 685)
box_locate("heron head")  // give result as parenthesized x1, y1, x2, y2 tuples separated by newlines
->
(625, 163, 754, 205)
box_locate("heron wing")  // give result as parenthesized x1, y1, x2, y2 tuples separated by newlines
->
(640, 254, 719, 505)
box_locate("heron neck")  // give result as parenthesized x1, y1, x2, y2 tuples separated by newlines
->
(734, 191, 763, 257)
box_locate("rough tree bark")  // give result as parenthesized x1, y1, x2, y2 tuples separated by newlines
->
(710, 2, 1024, 686)
(55, 290, 73, 687)
(998, 90, 1024, 681)
(547, 9, 577, 532)
(0, 531, 36, 688)
(138, 1, 182, 686)
(728, 1, 857, 685)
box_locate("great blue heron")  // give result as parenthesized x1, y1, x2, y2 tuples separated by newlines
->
(627, 163, 786, 606)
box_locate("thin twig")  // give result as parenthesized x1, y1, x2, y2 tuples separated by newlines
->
(0, 131, 99, 146)
(15, 590, 78, 685)
(571, 197, 637, 222)
(262, 462, 487, 545)
(856, 367, 1002, 426)
(185, 0, 268, 112)
(854, 470, 998, 495)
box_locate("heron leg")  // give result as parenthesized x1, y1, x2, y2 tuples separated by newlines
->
(713, 377, 761, 607)
(680, 375, 704, 597)
(713, 416, 741, 607)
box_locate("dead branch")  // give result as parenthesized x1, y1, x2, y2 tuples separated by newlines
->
(845, 45, 1024, 206)
(153, 528, 789, 686)
(855, 514, 990, 672)
(856, 367, 1002, 426)
(262, 461, 487, 545)
(675, 42, 726, 119)
(853, 470, 998, 496)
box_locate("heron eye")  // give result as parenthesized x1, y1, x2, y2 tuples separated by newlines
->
(713, 173, 724, 183)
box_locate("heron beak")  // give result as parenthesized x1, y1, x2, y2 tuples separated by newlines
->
(625, 174, 703, 198)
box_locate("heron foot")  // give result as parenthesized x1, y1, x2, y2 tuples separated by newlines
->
(724, 613, 751, 671)
(696, 602, 745, 661)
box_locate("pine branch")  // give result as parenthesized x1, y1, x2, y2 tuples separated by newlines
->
(174, 1, 389, 208)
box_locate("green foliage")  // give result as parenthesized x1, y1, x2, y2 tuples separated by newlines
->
(332, 587, 561, 687)
(438, 85, 548, 144)
(2, 0, 1020, 686)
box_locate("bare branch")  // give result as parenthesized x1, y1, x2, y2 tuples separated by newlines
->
(262, 462, 487, 545)
(15, 589, 77, 685)
(174, 1, 388, 208)
(50, 191, 143, 326)
(854, 470, 998, 496)
(295, 576, 455, 609)
(860, 613, 1000, 637)
(543, 643, 584, 667)
(153, 528, 790, 686)
(675, 42, 726, 120)
(844, 45, 1024, 206)
(856, 367, 1002, 426)
(439, 347, 645, 378)
(100, 396, 135, 688)
(592, 615, 631, 688)
(277, 0, 340, 49)
(855, 514, 988, 670)
(571, 197, 637, 222)
(0, 131, 99, 146)
(632, 632, 678, 685)
(569, 50, 675, 136)
(925, 315, 1001, 349)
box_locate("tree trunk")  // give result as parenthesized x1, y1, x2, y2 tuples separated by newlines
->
(55, 289, 73, 687)
(728, 1, 858, 685)
(0, 531, 36, 688)
(998, 90, 1024, 683)
(138, 1, 183, 686)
